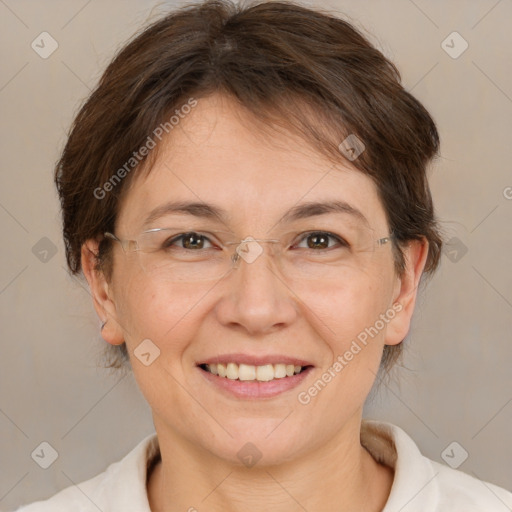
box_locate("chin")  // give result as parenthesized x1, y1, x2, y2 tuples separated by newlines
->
(202, 418, 310, 467)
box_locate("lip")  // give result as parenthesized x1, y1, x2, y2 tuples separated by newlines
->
(197, 354, 315, 399)
(198, 353, 313, 367)
(199, 366, 314, 399)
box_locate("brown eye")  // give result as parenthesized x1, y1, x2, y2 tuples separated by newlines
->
(182, 232, 206, 249)
(307, 233, 329, 249)
(296, 231, 347, 250)
(166, 232, 213, 250)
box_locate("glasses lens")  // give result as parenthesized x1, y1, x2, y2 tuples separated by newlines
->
(276, 226, 385, 283)
(132, 228, 233, 282)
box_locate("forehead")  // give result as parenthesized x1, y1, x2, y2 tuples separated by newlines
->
(117, 94, 388, 233)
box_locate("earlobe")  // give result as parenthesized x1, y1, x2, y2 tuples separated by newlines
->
(384, 238, 429, 346)
(81, 240, 125, 346)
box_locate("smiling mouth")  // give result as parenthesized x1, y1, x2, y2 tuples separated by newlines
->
(199, 362, 311, 382)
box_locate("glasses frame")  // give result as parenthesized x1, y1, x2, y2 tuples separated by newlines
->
(104, 228, 394, 264)
(103, 228, 395, 283)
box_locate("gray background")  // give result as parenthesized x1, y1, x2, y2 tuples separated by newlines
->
(1, 0, 511, 509)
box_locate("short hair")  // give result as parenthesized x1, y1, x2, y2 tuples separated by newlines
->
(55, 0, 442, 373)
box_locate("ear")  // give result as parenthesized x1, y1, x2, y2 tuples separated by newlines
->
(81, 239, 125, 346)
(385, 238, 429, 346)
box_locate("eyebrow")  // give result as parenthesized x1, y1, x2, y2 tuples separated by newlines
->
(142, 199, 369, 229)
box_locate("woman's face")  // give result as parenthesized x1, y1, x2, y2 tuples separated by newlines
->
(91, 94, 423, 465)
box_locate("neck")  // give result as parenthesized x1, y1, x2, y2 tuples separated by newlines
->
(147, 417, 394, 512)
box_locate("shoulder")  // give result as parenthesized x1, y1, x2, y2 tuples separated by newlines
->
(431, 459, 512, 510)
(12, 479, 98, 512)
(361, 420, 512, 511)
(12, 465, 113, 512)
(12, 433, 159, 512)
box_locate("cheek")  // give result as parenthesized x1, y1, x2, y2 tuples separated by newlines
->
(311, 264, 396, 347)
(113, 270, 211, 354)
(300, 277, 394, 415)
(112, 276, 207, 412)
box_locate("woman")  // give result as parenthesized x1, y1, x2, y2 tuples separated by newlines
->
(15, 0, 512, 510)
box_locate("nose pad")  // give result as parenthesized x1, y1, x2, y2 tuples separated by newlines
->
(230, 237, 280, 271)
(234, 237, 264, 264)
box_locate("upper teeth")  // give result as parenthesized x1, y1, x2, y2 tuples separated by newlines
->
(206, 363, 303, 381)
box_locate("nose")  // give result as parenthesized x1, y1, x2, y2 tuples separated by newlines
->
(214, 240, 299, 336)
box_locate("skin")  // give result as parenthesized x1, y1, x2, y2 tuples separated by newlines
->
(82, 93, 428, 511)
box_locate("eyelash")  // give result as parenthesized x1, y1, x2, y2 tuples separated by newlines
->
(164, 231, 349, 251)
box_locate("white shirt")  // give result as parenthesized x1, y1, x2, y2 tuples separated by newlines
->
(13, 420, 512, 511)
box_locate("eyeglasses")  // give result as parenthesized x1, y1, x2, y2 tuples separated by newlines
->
(104, 226, 393, 284)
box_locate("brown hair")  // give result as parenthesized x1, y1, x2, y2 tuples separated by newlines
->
(55, 0, 442, 373)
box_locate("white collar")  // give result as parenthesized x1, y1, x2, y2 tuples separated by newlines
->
(91, 419, 436, 511)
